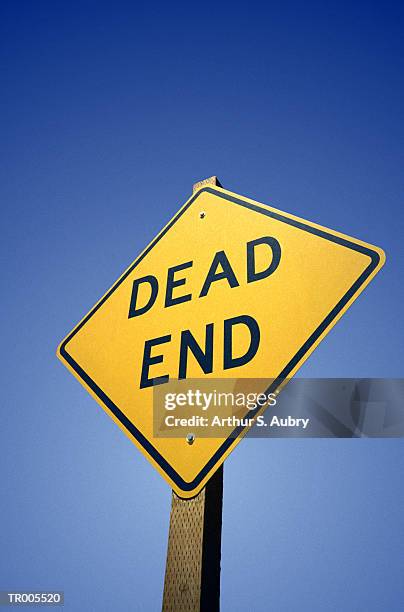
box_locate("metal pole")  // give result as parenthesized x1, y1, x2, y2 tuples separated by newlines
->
(162, 176, 224, 612)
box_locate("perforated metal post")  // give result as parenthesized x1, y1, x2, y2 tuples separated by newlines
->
(162, 177, 224, 612)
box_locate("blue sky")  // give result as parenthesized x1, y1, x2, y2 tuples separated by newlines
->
(1, 2, 403, 610)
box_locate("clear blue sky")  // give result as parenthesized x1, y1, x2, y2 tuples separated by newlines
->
(1, 2, 403, 610)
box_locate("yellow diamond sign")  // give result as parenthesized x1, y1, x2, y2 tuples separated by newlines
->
(57, 185, 385, 497)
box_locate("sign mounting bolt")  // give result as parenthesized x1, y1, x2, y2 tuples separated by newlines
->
(186, 433, 195, 445)
(199, 211, 206, 219)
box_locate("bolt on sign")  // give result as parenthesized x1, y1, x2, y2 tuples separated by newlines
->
(57, 185, 385, 497)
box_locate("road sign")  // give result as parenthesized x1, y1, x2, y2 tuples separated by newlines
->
(57, 184, 385, 497)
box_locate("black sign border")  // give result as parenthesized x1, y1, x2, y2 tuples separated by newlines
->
(59, 187, 382, 494)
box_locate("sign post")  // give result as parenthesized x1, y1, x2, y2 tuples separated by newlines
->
(162, 177, 224, 612)
(162, 464, 223, 612)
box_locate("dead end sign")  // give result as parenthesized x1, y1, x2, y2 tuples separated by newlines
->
(57, 185, 385, 497)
